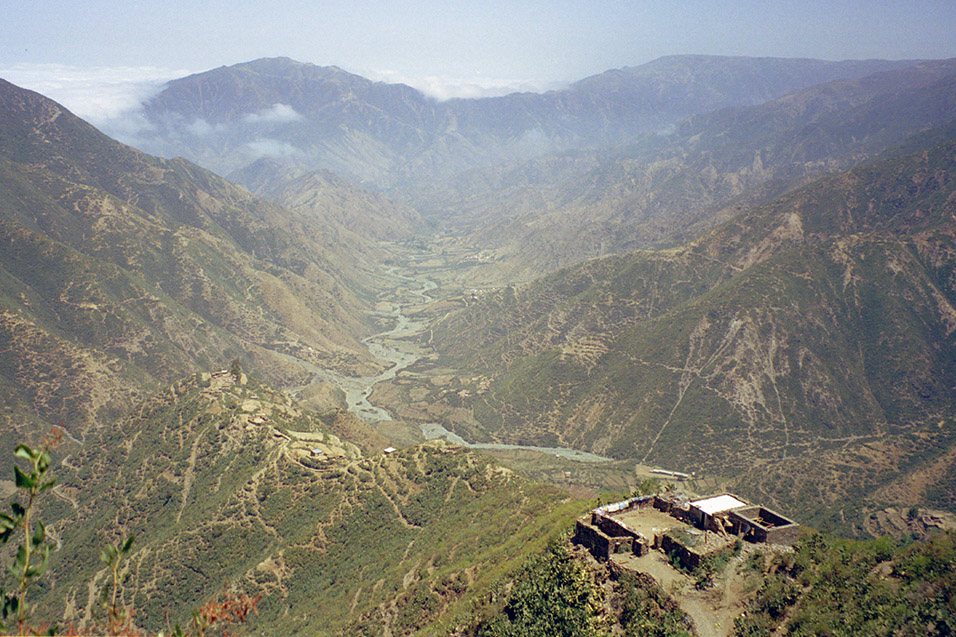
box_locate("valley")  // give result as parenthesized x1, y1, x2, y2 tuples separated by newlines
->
(271, 243, 616, 465)
(1, 48, 956, 635)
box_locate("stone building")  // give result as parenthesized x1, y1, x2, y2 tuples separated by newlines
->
(573, 491, 799, 563)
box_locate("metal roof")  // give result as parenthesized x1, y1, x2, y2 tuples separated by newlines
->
(690, 494, 747, 515)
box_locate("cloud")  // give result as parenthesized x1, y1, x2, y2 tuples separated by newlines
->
(365, 70, 565, 101)
(241, 103, 304, 125)
(186, 118, 227, 137)
(0, 63, 190, 125)
(243, 138, 301, 159)
(0, 63, 197, 153)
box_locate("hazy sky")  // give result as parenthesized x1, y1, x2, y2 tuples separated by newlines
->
(2, 0, 956, 120)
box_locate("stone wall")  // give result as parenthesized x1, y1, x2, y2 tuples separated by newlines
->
(660, 532, 703, 570)
(574, 518, 648, 560)
(594, 514, 637, 539)
(729, 506, 800, 546)
(765, 523, 801, 545)
(574, 520, 613, 561)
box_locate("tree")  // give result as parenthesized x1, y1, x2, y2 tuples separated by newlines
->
(229, 358, 243, 382)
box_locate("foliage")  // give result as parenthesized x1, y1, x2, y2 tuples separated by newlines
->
(733, 529, 956, 635)
(618, 573, 692, 637)
(0, 428, 61, 633)
(634, 478, 661, 496)
(475, 542, 693, 637)
(229, 359, 242, 382)
(476, 540, 602, 637)
(166, 588, 261, 637)
(99, 533, 136, 635)
(0, 428, 262, 636)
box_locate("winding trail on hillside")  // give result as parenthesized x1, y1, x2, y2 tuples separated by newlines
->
(275, 263, 611, 463)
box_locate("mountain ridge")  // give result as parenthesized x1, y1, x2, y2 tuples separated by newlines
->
(408, 58, 956, 283)
(0, 79, 391, 449)
(128, 55, 924, 186)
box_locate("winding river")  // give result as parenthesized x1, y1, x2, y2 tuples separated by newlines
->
(282, 265, 610, 463)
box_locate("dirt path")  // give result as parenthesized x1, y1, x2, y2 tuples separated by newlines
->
(611, 550, 750, 637)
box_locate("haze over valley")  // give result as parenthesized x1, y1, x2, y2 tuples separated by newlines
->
(2, 3, 956, 634)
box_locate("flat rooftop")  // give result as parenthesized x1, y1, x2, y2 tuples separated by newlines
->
(691, 494, 747, 515)
(612, 507, 691, 539)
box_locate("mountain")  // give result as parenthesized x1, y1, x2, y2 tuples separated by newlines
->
(0, 79, 389, 450)
(229, 158, 424, 241)
(381, 127, 956, 529)
(6, 50, 956, 633)
(128, 56, 920, 188)
(408, 59, 956, 283)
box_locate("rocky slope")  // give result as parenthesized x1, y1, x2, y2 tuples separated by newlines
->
(0, 79, 386, 449)
(397, 127, 956, 529)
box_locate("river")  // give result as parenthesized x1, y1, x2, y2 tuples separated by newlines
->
(281, 265, 611, 463)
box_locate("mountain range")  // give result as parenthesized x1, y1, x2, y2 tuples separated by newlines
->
(393, 123, 956, 529)
(2, 50, 956, 634)
(408, 58, 956, 282)
(124, 55, 956, 285)
(130, 55, 920, 188)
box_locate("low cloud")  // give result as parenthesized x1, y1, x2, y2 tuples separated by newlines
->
(365, 70, 565, 101)
(243, 138, 301, 159)
(0, 63, 190, 125)
(0, 63, 197, 154)
(242, 103, 304, 125)
(186, 118, 228, 137)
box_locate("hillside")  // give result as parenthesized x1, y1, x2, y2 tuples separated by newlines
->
(31, 372, 585, 635)
(388, 129, 956, 529)
(25, 373, 955, 636)
(409, 59, 956, 283)
(3, 47, 956, 634)
(471, 528, 956, 636)
(128, 56, 917, 187)
(230, 158, 424, 241)
(0, 79, 388, 450)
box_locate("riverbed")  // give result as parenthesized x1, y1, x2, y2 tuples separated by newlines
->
(280, 263, 611, 463)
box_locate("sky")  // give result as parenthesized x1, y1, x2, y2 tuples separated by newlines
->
(2, 0, 956, 123)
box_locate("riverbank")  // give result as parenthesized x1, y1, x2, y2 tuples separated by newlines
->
(271, 255, 613, 463)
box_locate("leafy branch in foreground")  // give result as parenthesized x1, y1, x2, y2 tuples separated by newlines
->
(0, 428, 62, 634)
(100, 533, 136, 636)
(164, 587, 262, 637)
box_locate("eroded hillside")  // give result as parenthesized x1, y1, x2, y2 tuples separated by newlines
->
(0, 79, 410, 450)
(33, 372, 587, 635)
(391, 130, 956, 529)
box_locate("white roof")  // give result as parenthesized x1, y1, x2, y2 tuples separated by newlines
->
(691, 494, 747, 515)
